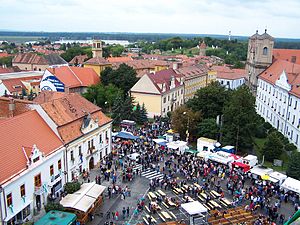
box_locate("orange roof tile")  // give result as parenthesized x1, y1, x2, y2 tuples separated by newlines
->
(273, 49, 300, 65)
(1, 76, 42, 93)
(84, 57, 111, 65)
(107, 56, 133, 63)
(47, 66, 100, 88)
(0, 97, 35, 119)
(0, 110, 63, 184)
(212, 65, 246, 80)
(259, 59, 300, 98)
(35, 92, 112, 143)
(69, 55, 89, 64)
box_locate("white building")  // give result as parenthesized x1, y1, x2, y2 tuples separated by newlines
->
(256, 59, 300, 150)
(212, 66, 246, 90)
(34, 91, 113, 181)
(0, 110, 65, 225)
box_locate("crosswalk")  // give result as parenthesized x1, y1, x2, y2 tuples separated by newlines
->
(141, 168, 165, 181)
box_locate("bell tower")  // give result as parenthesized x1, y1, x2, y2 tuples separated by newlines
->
(199, 41, 207, 56)
(92, 40, 103, 58)
(246, 29, 274, 93)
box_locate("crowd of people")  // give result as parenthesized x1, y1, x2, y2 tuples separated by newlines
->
(92, 117, 299, 225)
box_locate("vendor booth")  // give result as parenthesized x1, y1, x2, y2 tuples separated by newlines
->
(60, 182, 106, 224)
(35, 210, 77, 225)
(249, 166, 273, 179)
(242, 155, 258, 168)
(231, 161, 251, 172)
(269, 172, 287, 185)
(197, 150, 212, 159)
(181, 201, 208, 225)
(281, 177, 300, 195)
(197, 137, 218, 152)
(113, 131, 138, 140)
(206, 151, 235, 165)
(153, 138, 168, 147)
(167, 141, 188, 155)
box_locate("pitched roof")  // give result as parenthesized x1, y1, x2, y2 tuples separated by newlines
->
(47, 66, 100, 88)
(1, 75, 42, 93)
(69, 55, 89, 64)
(0, 67, 21, 74)
(250, 30, 274, 41)
(211, 65, 246, 80)
(35, 92, 112, 143)
(12, 53, 67, 65)
(259, 59, 300, 98)
(0, 97, 35, 119)
(112, 59, 169, 70)
(0, 110, 63, 184)
(147, 69, 183, 94)
(175, 65, 208, 79)
(84, 57, 111, 65)
(107, 56, 133, 63)
(273, 49, 300, 65)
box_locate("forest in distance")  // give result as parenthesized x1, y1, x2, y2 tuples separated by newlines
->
(1, 31, 300, 49)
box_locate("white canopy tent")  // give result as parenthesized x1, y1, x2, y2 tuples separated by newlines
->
(181, 201, 208, 215)
(269, 172, 287, 184)
(167, 141, 188, 154)
(205, 151, 234, 165)
(250, 166, 273, 179)
(60, 182, 106, 213)
(281, 177, 300, 194)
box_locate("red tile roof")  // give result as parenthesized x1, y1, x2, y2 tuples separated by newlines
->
(175, 65, 208, 79)
(273, 49, 300, 65)
(0, 52, 9, 58)
(212, 65, 246, 80)
(84, 57, 111, 65)
(13, 53, 67, 65)
(0, 110, 63, 184)
(0, 97, 35, 119)
(107, 56, 133, 63)
(147, 69, 183, 94)
(259, 59, 300, 98)
(35, 92, 112, 143)
(1, 75, 42, 93)
(47, 66, 100, 88)
(69, 55, 89, 64)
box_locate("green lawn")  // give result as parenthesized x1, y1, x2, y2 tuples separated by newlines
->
(263, 161, 287, 173)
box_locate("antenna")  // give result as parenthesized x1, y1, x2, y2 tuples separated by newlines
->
(228, 31, 231, 41)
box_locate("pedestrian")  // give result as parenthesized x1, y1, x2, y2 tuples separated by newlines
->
(122, 207, 126, 219)
(127, 206, 130, 217)
(115, 211, 119, 221)
(106, 211, 110, 219)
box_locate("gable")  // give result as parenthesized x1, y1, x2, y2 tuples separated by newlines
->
(130, 74, 161, 94)
(40, 70, 65, 92)
(275, 70, 291, 92)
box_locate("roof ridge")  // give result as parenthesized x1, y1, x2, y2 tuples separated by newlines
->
(68, 66, 83, 85)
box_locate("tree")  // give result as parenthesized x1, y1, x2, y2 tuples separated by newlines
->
(111, 95, 134, 124)
(100, 67, 113, 86)
(186, 82, 229, 119)
(132, 103, 142, 124)
(171, 106, 202, 140)
(64, 182, 81, 194)
(286, 152, 300, 180)
(197, 118, 219, 140)
(44, 202, 64, 212)
(262, 132, 284, 162)
(140, 103, 148, 123)
(222, 85, 258, 151)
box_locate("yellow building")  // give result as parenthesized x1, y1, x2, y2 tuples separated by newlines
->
(130, 69, 184, 118)
(175, 65, 216, 102)
(84, 57, 112, 76)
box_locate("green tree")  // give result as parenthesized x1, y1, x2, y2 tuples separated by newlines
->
(171, 106, 202, 140)
(100, 67, 113, 86)
(197, 118, 219, 140)
(44, 202, 64, 213)
(286, 152, 300, 180)
(111, 95, 134, 124)
(186, 82, 229, 119)
(64, 182, 81, 194)
(132, 103, 142, 124)
(262, 132, 284, 162)
(0, 56, 13, 67)
(140, 103, 148, 123)
(222, 85, 258, 151)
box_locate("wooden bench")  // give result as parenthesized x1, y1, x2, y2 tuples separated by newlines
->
(145, 205, 151, 213)
(143, 217, 149, 225)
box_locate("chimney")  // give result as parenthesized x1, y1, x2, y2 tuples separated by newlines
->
(8, 97, 15, 118)
(172, 63, 178, 70)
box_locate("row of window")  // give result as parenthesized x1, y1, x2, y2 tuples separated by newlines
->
(163, 89, 184, 103)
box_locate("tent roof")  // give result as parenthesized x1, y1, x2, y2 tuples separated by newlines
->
(115, 131, 138, 140)
(269, 172, 287, 181)
(232, 161, 250, 169)
(181, 201, 207, 215)
(281, 177, 300, 194)
(250, 166, 273, 177)
(34, 210, 76, 225)
(167, 141, 187, 149)
(60, 182, 106, 213)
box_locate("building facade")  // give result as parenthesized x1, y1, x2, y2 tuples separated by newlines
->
(256, 59, 300, 150)
(246, 30, 274, 93)
(130, 69, 184, 118)
(0, 111, 65, 225)
(212, 66, 246, 90)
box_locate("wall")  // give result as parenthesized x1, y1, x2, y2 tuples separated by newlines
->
(161, 86, 184, 117)
(0, 148, 65, 224)
(218, 78, 245, 90)
(131, 92, 161, 118)
(84, 64, 111, 76)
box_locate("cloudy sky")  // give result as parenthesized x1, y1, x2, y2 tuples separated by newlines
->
(1, 0, 300, 38)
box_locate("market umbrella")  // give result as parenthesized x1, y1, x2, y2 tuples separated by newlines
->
(167, 129, 174, 133)
(261, 174, 270, 180)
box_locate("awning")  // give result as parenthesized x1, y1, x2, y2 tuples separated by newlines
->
(153, 139, 168, 146)
(281, 177, 300, 194)
(60, 182, 106, 213)
(185, 148, 199, 154)
(115, 131, 138, 140)
(167, 141, 187, 150)
(34, 210, 77, 225)
(181, 201, 207, 215)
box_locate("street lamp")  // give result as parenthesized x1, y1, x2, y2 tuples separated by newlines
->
(183, 112, 189, 144)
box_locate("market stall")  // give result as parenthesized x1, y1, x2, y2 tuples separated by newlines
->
(197, 137, 218, 152)
(113, 131, 139, 140)
(231, 161, 251, 173)
(281, 177, 300, 195)
(167, 141, 188, 155)
(60, 182, 106, 224)
(181, 201, 208, 225)
(205, 151, 235, 165)
(269, 172, 287, 185)
(249, 166, 273, 179)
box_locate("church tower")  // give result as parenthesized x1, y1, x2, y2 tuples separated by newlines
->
(92, 40, 103, 58)
(246, 29, 274, 93)
(199, 41, 207, 56)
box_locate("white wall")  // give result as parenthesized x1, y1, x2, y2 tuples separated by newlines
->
(217, 78, 245, 89)
(0, 147, 65, 224)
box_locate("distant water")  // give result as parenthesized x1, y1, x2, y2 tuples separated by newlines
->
(54, 39, 130, 46)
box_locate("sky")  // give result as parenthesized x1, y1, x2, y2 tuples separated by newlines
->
(1, 0, 300, 38)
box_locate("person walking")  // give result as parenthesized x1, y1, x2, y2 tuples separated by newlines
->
(122, 207, 126, 219)
(127, 206, 130, 217)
